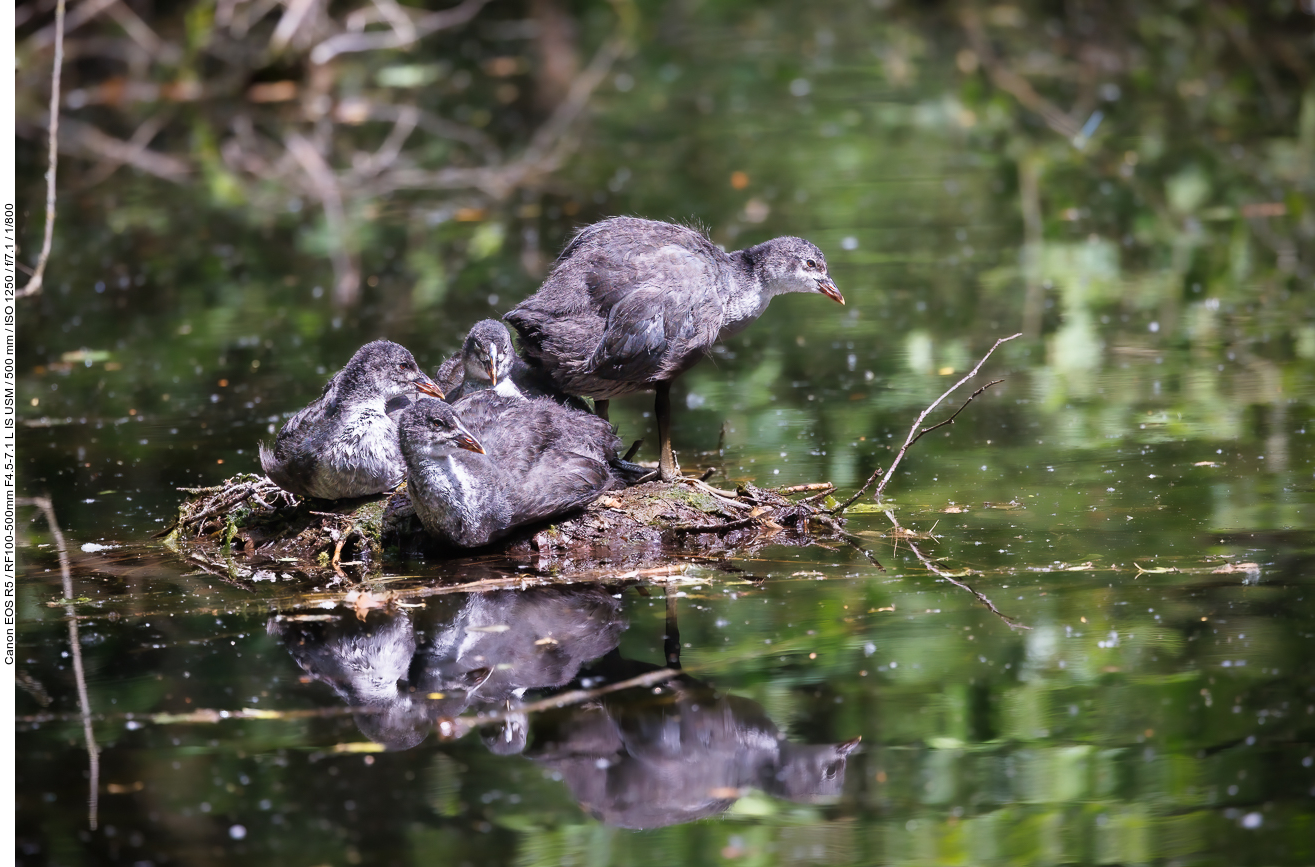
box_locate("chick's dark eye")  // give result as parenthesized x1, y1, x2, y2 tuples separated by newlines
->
(806, 259, 817, 269)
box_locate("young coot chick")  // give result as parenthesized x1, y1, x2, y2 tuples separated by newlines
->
(398, 395, 626, 548)
(261, 340, 444, 499)
(505, 217, 844, 481)
(434, 319, 527, 402)
(436, 319, 589, 409)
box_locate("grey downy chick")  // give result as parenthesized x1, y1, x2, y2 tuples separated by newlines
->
(261, 340, 443, 499)
(505, 217, 844, 481)
(435, 319, 526, 403)
(398, 394, 626, 548)
(436, 318, 590, 410)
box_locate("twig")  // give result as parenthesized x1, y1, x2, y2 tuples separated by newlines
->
(797, 487, 836, 505)
(679, 477, 747, 503)
(18, 0, 66, 299)
(18, 497, 101, 828)
(840, 533, 885, 571)
(833, 333, 1019, 513)
(776, 483, 834, 494)
(883, 508, 1028, 630)
(17, 704, 373, 725)
(671, 515, 760, 535)
(918, 380, 1003, 439)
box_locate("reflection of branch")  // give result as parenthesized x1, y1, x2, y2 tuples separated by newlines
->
(349, 105, 418, 178)
(104, 0, 172, 58)
(884, 508, 1029, 630)
(834, 333, 1020, 512)
(18, 497, 101, 828)
(961, 6, 1081, 139)
(437, 667, 680, 741)
(269, 0, 322, 55)
(522, 35, 626, 167)
(286, 132, 361, 306)
(367, 35, 625, 200)
(371, 0, 417, 48)
(79, 112, 171, 187)
(27, 0, 117, 51)
(18, 0, 65, 299)
(310, 0, 491, 64)
(15, 114, 192, 182)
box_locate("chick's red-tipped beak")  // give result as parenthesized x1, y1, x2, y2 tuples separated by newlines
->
(455, 432, 485, 454)
(484, 363, 498, 386)
(818, 277, 845, 305)
(416, 379, 445, 399)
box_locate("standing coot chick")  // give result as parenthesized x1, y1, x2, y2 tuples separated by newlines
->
(505, 217, 844, 481)
(399, 395, 627, 548)
(260, 340, 444, 499)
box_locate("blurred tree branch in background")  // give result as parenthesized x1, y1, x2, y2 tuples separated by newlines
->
(12, 0, 1313, 329)
(16, 0, 630, 306)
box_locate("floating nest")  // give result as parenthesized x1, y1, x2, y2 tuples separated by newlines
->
(161, 473, 847, 582)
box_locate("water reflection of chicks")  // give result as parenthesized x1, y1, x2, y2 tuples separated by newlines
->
(525, 653, 860, 829)
(410, 587, 627, 751)
(270, 586, 859, 831)
(268, 607, 426, 749)
(269, 586, 627, 751)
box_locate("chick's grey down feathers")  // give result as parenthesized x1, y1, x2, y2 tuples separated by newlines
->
(260, 340, 441, 500)
(504, 217, 843, 400)
(399, 394, 627, 548)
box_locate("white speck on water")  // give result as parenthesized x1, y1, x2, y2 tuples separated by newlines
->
(80, 542, 116, 552)
(841, 236, 858, 250)
(789, 78, 811, 97)
(229, 825, 247, 840)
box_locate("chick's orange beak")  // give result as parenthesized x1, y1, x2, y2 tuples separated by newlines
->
(455, 432, 485, 454)
(819, 277, 845, 305)
(416, 379, 445, 399)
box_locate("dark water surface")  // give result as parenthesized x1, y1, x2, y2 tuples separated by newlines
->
(14, 2, 1315, 865)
